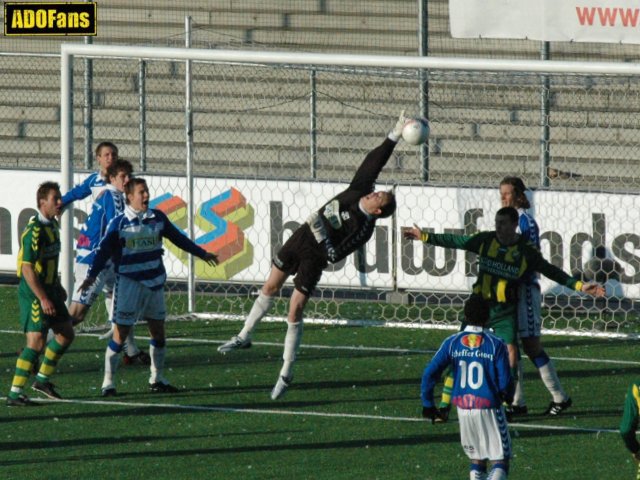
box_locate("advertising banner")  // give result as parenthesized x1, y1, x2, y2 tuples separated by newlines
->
(0, 170, 638, 297)
(450, 0, 640, 44)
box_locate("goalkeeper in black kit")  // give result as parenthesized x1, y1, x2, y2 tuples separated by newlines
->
(218, 111, 409, 400)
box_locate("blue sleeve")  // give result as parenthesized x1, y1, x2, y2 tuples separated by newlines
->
(519, 213, 540, 248)
(101, 192, 118, 238)
(156, 210, 208, 259)
(62, 176, 93, 208)
(88, 218, 119, 278)
(421, 338, 452, 408)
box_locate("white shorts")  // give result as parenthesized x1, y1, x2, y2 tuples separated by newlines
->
(71, 262, 115, 306)
(517, 283, 542, 339)
(458, 407, 511, 461)
(112, 275, 166, 326)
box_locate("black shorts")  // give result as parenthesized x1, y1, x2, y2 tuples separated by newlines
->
(273, 226, 328, 296)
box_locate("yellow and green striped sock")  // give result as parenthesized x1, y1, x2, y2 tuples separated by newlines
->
(439, 374, 454, 409)
(9, 347, 39, 398)
(35, 339, 68, 383)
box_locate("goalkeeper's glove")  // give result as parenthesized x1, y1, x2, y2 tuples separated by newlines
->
(323, 238, 338, 263)
(306, 211, 328, 244)
(389, 109, 407, 142)
(422, 406, 445, 424)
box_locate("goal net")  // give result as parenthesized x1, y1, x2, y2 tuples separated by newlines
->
(60, 44, 640, 337)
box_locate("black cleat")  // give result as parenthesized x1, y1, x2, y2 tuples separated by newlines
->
(101, 387, 117, 397)
(6, 394, 36, 407)
(123, 351, 151, 366)
(149, 382, 179, 393)
(31, 380, 62, 400)
(544, 397, 572, 416)
(510, 404, 529, 415)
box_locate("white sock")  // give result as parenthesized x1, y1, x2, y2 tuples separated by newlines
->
(239, 292, 274, 340)
(512, 359, 526, 406)
(538, 361, 567, 403)
(104, 296, 114, 328)
(279, 322, 303, 379)
(102, 342, 122, 389)
(149, 343, 166, 384)
(125, 327, 140, 356)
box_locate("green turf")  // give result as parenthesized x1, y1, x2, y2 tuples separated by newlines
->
(0, 285, 637, 479)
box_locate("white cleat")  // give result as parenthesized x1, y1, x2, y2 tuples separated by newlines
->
(270, 375, 293, 400)
(217, 335, 252, 353)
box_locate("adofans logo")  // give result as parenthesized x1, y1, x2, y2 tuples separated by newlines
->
(4, 2, 96, 36)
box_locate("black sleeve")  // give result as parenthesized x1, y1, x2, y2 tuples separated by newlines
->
(348, 138, 397, 193)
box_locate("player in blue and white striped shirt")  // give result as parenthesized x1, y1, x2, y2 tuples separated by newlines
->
(69, 160, 131, 316)
(64, 146, 148, 364)
(422, 295, 514, 480)
(78, 178, 217, 396)
(499, 176, 571, 417)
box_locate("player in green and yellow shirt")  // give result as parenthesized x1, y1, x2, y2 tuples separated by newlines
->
(6, 181, 75, 406)
(404, 207, 605, 417)
(621, 380, 640, 479)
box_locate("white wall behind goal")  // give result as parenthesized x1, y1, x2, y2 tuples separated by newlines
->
(1, 169, 638, 298)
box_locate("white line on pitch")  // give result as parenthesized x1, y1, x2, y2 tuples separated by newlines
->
(1, 328, 639, 365)
(6, 396, 618, 435)
(84, 332, 640, 366)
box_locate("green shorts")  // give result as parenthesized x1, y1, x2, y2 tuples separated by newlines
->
(18, 284, 70, 333)
(487, 302, 518, 345)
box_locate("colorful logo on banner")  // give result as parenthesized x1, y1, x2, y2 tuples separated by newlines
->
(150, 187, 254, 280)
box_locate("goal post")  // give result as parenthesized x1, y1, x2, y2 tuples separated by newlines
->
(60, 43, 640, 338)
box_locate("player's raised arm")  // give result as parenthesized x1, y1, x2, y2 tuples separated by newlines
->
(347, 110, 408, 192)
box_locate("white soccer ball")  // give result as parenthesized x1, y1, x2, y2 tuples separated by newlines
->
(402, 118, 430, 145)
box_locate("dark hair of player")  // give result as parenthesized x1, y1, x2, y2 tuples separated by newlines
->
(464, 294, 490, 327)
(500, 176, 530, 209)
(36, 181, 61, 207)
(496, 206, 519, 224)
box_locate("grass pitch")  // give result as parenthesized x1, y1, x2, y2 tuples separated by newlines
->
(0, 285, 637, 479)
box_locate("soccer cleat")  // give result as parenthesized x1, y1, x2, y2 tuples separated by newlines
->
(510, 404, 529, 415)
(544, 397, 572, 416)
(6, 394, 36, 407)
(503, 403, 513, 422)
(217, 335, 252, 353)
(101, 387, 117, 397)
(149, 382, 179, 393)
(123, 351, 151, 366)
(270, 375, 293, 400)
(31, 380, 62, 400)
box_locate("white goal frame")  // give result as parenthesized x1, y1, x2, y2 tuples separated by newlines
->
(60, 43, 640, 338)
